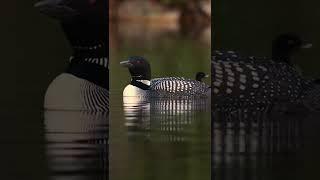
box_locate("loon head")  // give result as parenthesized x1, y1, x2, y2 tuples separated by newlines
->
(195, 72, 209, 82)
(120, 56, 151, 81)
(34, 0, 106, 21)
(272, 33, 312, 65)
(35, 0, 108, 54)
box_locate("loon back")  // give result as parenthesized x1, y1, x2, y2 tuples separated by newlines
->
(150, 77, 210, 97)
(212, 50, 310, 110)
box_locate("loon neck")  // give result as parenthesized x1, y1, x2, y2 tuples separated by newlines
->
(130, 79, 150, 90)
(66, 55, 108, 89)
(272, 49, 292, 65)
(61, 17, 108, 89)
(70, 43, 108, 68)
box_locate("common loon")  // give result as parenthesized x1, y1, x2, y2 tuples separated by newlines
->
(120, 56, 210, 98)
(272, 33, 312, 65)
(214, 33, 311, 66)
(35, 0, 108, 111)
(195, 72, 209, 82)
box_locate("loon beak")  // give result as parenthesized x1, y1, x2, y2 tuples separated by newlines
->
(120, 60, 133, 68)
(301, 39, 313, 49)
(301, 42, 313, 49)
(34, 0, 78, 19)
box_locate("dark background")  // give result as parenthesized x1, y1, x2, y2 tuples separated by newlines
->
(213, 0, 320, 76)
(1, 1, 69, 179)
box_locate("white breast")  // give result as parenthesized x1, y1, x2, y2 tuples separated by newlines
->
(44, 73, 109, 111)
(123, 84, 148, 97)
(123, 80, 150, 97)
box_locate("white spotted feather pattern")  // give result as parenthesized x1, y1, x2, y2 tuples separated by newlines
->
(150, 77, 210, 97)
(212, 50, 316, 111)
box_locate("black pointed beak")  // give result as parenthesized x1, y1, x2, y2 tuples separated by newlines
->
(301, 42, 313, 49)
(120, 60, 133, 68)
(300, 38, 313, 49)
(34, 0, 78, 19)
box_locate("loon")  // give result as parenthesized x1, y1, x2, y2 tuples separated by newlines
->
(35, 0, 108, 111)
(120, 56, 210, 98)
(212, 53, 319, 113)
(272, 33, 312, 65)
(195, 72, 209, 82)
(214, 33, 312, 66)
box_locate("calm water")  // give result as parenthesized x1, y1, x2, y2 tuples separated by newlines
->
(109, 21, 211, 180)
(212, 109, 305, 180)
(44, 111, 108, 180)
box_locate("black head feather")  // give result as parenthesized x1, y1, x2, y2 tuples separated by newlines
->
(120, 56, 151, 81)
(272, 33, 311, 64)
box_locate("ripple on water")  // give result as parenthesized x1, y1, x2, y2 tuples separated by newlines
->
(44, 110, 108, 180)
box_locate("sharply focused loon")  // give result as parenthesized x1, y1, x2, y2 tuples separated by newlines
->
(35, 0, 108, 111)
(120, 56, 210, 98)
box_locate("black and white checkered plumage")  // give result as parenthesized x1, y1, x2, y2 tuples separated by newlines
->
(121, 56, 210, 98)
(150, 77, 210, 97)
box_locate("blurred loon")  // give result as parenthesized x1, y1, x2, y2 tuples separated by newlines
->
(211, 33, 318, 112)
(120, 56, 210, 98)
(35, 0, 108, 111)
(214, 33, 312, 66)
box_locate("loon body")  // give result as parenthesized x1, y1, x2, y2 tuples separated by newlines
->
(211, 50, 320, 112)
(35, 0, 108, 111)
(211, 33, 314, 111)
(120, 56, 210, 98)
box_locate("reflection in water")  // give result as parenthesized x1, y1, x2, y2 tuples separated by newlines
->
(44, 111, 108, 180)
(117, 96, 210, 179)
(212, 109, 302, 180)
(123, 97, 210, 142)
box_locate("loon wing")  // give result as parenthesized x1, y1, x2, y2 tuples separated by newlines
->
(212, 50, 271, 64)
(150, 77, 209, 97)
(212, 52, 309, 109)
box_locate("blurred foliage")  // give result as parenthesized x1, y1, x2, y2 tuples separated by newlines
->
(153, 0, 206, 7)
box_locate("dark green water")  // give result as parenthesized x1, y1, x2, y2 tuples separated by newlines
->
(109, 22, 211, 180)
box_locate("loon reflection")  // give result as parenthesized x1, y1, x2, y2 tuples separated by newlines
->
(210, 41, 314, 179)
(44, 111, 108, 179)
(212, 109, 302, 180)
(123, 96, 210, 142)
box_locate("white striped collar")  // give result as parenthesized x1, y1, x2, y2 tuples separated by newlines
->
(69, 56, 108, 68)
